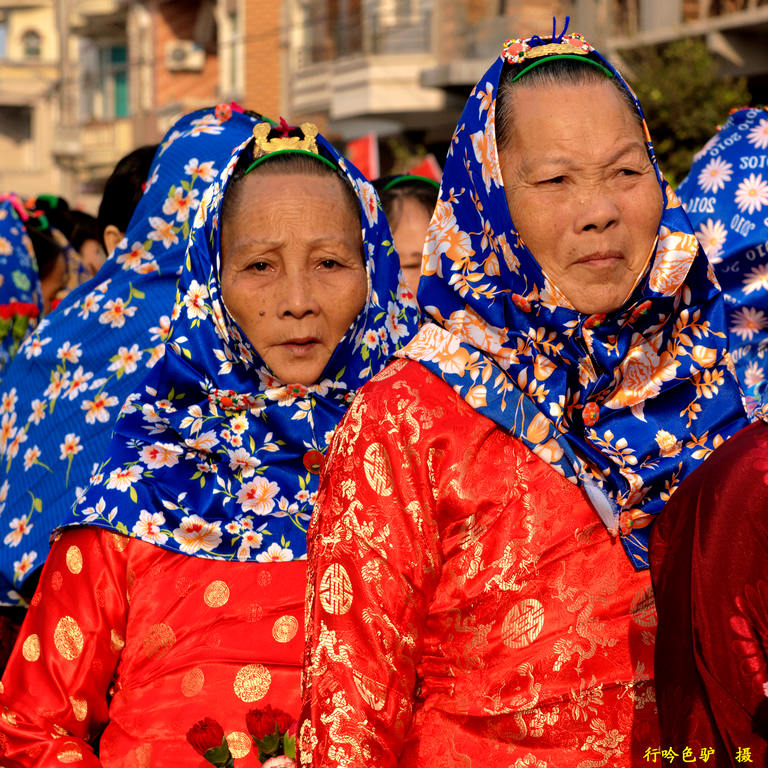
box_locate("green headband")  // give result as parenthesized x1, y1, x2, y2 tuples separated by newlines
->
(382, 174, 440, 192)
(511, 54, 614, 83)
(244, 148, 338, 176)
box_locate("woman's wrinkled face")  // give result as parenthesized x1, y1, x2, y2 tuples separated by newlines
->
(392, 197, 431, 297)
(220, 173, 368, 386)
(498, 80, 663, 315)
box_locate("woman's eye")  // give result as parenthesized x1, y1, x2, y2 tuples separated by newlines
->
(249, 261, 269, 271)
(320, 258, 340, 269)
(539, 176, 565, 185)
(619, 168, 639, 177)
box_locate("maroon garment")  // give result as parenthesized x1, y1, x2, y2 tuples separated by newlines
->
(650, 421, 768, 767)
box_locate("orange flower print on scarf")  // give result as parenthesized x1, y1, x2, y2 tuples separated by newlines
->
(422, 198, 474, 278)
(648, 228, 699, 296)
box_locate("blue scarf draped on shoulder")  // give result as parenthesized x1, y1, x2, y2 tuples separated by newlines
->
(398, 29, 748, 569)
(0, 106, 263, 602)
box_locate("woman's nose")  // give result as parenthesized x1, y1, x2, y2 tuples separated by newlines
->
(575, 186, 620, 233)
(277, 270, 321, 318)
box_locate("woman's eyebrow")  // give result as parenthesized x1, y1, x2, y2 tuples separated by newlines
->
(522, 140, 648, 174)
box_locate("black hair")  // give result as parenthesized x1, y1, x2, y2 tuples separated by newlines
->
(29, 195, 73, 241)
(495, 57, 642, 153)
(97, 144, 158, 247)
(221, 135, 361, 234)
(24, 219, 64, 280)
(67, 210, 101, 252)
(372, 175, 439, 232)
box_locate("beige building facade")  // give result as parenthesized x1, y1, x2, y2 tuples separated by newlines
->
(0, 0, 63, 199)
(0, 0, 764, 205)
(283, 0, 768, 173)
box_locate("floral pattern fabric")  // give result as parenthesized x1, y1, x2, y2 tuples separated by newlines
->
(398, 34, 748, 569)
(676, 107, 768, 413)
(0, 200, 41, 377)
(0, 107, 262, 604)
(64, 122, 420, 564)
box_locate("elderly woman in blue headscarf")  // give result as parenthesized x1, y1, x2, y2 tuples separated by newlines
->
(0, 107, 260, 606)
(299, 23, 749, 767)
(0, 119, 419, 765)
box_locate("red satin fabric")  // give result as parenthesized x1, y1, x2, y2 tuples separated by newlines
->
(300, 358, 659, 767)
(0, 527, 305, 767)
(651, 421, 768, 766)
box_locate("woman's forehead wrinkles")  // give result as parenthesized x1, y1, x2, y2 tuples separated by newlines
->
(519, 138, 648, 172)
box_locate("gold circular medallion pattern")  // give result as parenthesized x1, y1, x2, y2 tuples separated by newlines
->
(363, 442, 393, 496)
(65, 545, 83, 575)
(204, 580, 230, 608)
(226, 731, 252, 758)
(257, 570, 271, 587)
(56, 742, 83, 763)
(181, 667, 205, 697)
(54, 617, 85, 660)
(272, 615, 299, 643)
(50, 571, 63, 591)
(501, 598, 545, 649)
(142, 623, 176, 659)
(69, 697, 87, 722)
(110, 533, 128, 552)
(319, 563, 354, 615)
(233, 663, 271, 702)
(22, 634, 41, 662)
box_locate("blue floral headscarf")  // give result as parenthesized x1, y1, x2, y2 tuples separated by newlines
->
(62, 122, 420, 565)
(398, 29, 748, 569)
(677, 107, 768, 414)
(0, 197, 41, 378)
(0, 106, 262, 602)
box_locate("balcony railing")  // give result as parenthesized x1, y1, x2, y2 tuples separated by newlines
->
(610, 0, 768, 35)
(300, 9, 432, 67)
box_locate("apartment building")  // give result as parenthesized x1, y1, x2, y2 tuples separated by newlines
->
(0, 0, 62, 197)
(283, 0, 768, 174)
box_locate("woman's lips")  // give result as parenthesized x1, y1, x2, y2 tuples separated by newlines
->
(281, 338, 320, 356)
(575, 251, 623, 266)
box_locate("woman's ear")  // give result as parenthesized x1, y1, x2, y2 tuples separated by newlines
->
(102, 225, 124, 256)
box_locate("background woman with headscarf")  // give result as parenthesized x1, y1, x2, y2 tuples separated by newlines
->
(299, 25, 749, 767)
(373, 174, 440, 297)
(676, 106, 768, 415)
(0, 106, 260, 611)
(0, 119, 419, 766)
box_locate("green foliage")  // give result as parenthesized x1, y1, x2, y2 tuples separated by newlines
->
(624, 38, 751, 185)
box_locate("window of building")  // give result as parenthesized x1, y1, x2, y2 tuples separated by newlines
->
(21, 29, 41, 59)
(80, 42, 130, 121)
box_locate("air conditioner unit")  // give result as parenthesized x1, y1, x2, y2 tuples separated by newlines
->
(165, 40, 205, 72)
